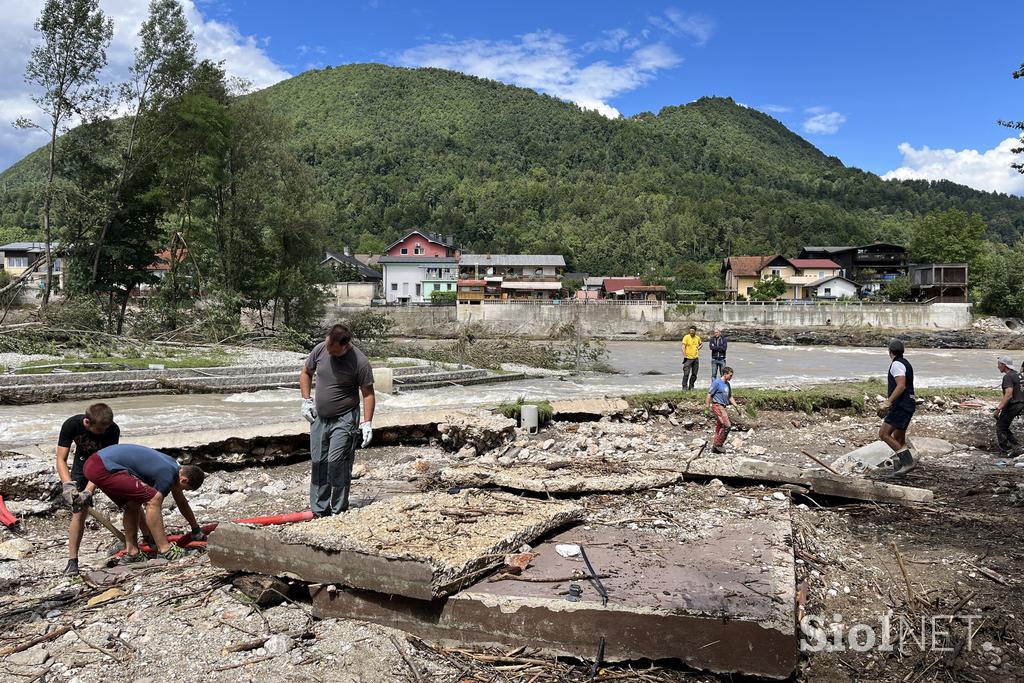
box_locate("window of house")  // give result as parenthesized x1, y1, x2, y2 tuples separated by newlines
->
(400, 247, 408, 255)
(391, 283, 398, 291)
(415, 284, 421, 296)
(818, 271, 824, 278)
(824, 287, 832, 296)
(745, 287, 753, 295)
(53, 258, 62, 272)
(771, 268, 781, 277)
(414, 244, 424, 255)
(7, 257, 28, 268)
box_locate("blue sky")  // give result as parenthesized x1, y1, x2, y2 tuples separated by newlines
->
(3, 0, 1023, 194)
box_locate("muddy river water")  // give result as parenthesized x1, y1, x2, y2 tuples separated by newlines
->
(0, 341, 1012, 448)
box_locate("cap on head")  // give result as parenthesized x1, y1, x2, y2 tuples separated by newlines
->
(887, 338, 905, 357)
(998, 356, 1014, 368)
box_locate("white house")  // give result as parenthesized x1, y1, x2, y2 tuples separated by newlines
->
(379, 255, 458, 304)
(806, 275, 859, 300)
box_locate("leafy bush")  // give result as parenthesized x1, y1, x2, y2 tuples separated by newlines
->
(346, 309, 394, 356)
(431, 289, 457, 303)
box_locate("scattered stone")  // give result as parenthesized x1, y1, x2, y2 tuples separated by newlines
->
(7, 644, 49, 666)
(0, 538, 34, 560)
(264, 633, 294, 656)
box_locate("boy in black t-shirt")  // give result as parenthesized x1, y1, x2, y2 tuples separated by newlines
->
(56, 403, 120, 576)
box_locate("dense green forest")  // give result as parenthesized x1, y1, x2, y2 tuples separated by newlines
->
(2, 0, 1023, 334)
(4, 63, 1024, 277)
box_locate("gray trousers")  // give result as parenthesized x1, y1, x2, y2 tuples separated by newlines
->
(310, 409, 359, 516)
(711, 358, 726, 379)
(682, 358, 699, 389)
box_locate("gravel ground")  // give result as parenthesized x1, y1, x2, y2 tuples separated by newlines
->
(2, 400, 1022, 682)
(0, 351, 60, 369)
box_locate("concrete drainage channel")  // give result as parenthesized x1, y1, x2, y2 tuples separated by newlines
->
(0, 362, 526, 404)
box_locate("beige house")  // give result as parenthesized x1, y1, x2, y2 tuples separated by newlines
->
(722, 256, 845, 300)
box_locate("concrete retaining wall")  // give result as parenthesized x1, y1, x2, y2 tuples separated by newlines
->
(666, 302, 972, 330)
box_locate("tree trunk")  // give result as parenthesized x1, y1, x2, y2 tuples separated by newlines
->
(116, 287, 130, 335)
(41, 123, 57, 307)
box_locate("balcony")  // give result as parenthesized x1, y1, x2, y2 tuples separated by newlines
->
(854, 252, 905, 264)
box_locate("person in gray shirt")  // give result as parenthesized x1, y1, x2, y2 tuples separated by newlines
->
(995, 356, 1024, 457)
(299, 323, 375, 516)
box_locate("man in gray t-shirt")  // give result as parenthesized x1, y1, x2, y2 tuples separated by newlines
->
(299, 324, 376, 516)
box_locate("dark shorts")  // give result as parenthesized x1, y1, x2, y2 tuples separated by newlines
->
(70, 455, 91, 491)
(82, 454, 158, 507)
(884, 403, 915, 430)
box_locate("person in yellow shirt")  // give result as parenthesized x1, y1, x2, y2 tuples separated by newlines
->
(681, 325, 702, 390)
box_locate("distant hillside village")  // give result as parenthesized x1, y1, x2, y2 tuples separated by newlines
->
(315, 230, 969, 307)
(0, 231, 967, 308)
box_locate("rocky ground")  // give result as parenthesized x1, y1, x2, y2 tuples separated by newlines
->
(1, 397, 1022, 682)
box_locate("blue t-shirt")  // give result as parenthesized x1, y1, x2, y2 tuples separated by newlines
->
(708, 378, 732, 406)
(97, 444, 179, 495)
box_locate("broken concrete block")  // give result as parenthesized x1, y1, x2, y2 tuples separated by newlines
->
(440, 462, 680, 494)
(678, 455, 933, 505)
(312, 519, 798, 680)
(0, 453, 59, 500)
(830, 437, 955, 475)
(548, 398, 628, 421)
(209, 491, 583, 599)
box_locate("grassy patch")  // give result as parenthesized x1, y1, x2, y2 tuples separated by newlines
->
(16, 352, 233, 374)
(627, 381, 1000, 416)
(496, 397, 554, 425)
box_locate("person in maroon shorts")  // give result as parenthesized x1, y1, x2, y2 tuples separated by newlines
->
(83, 444, 206, 562)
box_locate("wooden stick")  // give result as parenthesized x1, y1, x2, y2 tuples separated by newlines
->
(800, 449, 841, 475)
(212, 655, 274, 672)
(72, 628, 124, 663)
(86, 506, 126, 544)
(891, 541, 918, 609)
(0, 625, 73, 657)
(390, 635, 424, 683)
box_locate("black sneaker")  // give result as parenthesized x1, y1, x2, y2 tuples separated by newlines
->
(711, 445, 726, 454)
(63, 559, 80, 576)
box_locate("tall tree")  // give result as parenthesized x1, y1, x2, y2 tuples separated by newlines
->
(999, 61, 1024, 175)
(90, 0, 196, 285)
(908, 208, 986, 269)
(16, 0, 112, 305)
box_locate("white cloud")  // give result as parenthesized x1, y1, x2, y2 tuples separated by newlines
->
(803, 107, 846, 134)
(758, 104, 790, 114)
(0, 0, 290, 170)
(881, 137, 1024, 196)
(649, 8, 715, 46)
(397, 31, 682, 119)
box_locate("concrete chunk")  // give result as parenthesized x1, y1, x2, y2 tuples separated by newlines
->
(549, 398, 629, 420)
(830, 437, 955, 474)
(0, 453, 59, 500)
(680, 455, 934, 505)
(209, 491, 583, 599)
(312, 518, 798, 680)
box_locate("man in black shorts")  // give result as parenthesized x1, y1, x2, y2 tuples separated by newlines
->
(878, 339, 916, 477)
(56, 403, 120, 576)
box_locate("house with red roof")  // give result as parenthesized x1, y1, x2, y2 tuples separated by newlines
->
(722, 255, 848, 300)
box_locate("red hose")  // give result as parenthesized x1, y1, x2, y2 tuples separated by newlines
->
(0, 496, 17, 528)
(109, 510, 311, 560)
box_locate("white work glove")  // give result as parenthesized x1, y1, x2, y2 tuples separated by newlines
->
(301, 398, 317, 423)
(359, 420, 373, 448)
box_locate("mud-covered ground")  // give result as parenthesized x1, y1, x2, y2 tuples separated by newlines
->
(0, 399, 1021, 683)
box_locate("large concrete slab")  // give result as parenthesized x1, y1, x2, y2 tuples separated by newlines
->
(440, 461, 680, 493)
(312, 516, 798, 680)
(209, 491, 583, 599)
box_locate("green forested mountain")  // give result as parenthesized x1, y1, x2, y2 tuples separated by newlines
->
(2, 63, 1023, 278)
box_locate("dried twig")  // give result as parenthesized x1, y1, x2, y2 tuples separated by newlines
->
(799, 448, 841, 475)
(390, 635, 424, 683)
(72, 628, 124, 663)
(891, 540, 918, 610)
(0, 625, 73, 658)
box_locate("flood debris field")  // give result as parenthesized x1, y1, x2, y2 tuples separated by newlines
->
(1, 393, 1022, 682)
